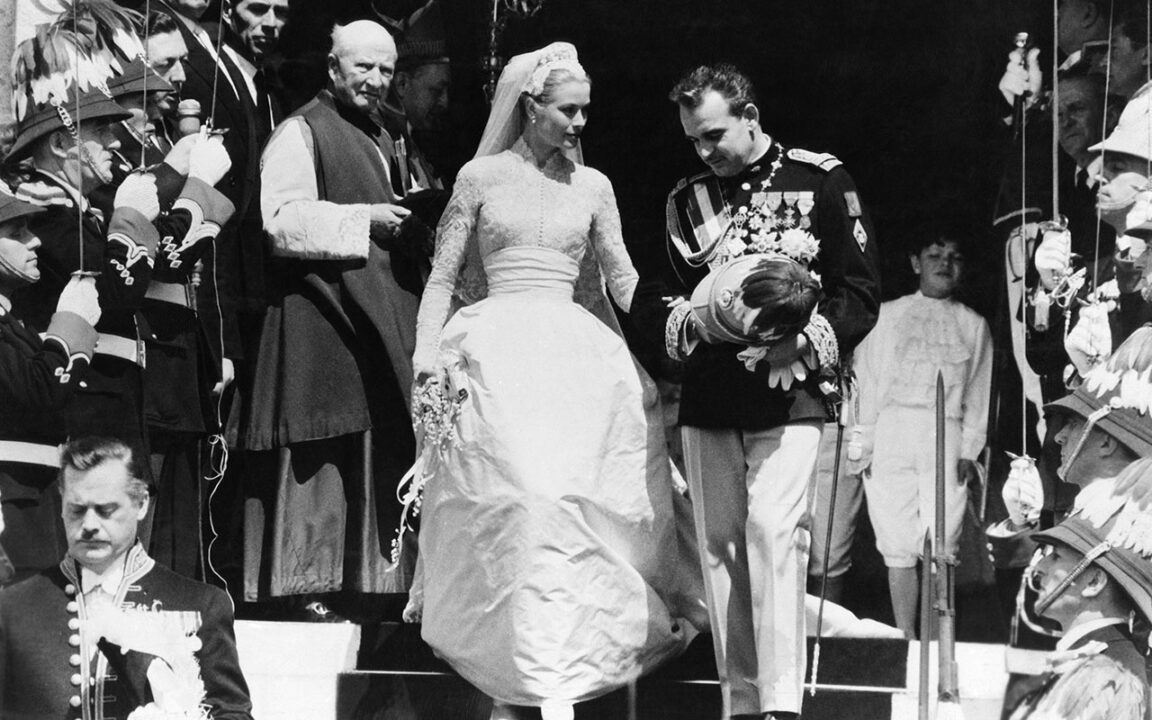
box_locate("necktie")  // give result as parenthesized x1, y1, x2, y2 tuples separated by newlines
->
(254, 70, 273, 144)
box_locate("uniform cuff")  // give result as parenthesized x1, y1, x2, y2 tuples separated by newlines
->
(665, 301, 694, 361)
(179, 177, 237, 226)
(46, 311, 98, 358)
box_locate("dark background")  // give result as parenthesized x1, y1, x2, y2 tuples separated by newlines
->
(267, 0, 1058, 317)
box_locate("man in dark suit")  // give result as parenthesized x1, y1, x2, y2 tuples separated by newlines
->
(0, 436, 253, 720)
(154, 0, 285, 387)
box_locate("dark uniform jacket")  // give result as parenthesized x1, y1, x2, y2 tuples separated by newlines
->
(0, 308, 96, 577)
(11, 171, 157, 454)
(633, 142, 881, 429)
(0, 543, 253, 720)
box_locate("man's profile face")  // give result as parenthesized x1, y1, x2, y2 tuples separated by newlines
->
(61, 120, 120, 192)
(62, 459, 148, 575)
(1031, 542, 1087, 625)
(397, 63, 450, 131)
(146, 31, 189, 116)
(1056, 78, 1104, 163)
(680, 89, 758, 178)
(330, 40, 397, 116)
(230, 0, 289, 62)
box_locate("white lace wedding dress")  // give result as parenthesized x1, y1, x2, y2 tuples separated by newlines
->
(410, 138, 696, 706)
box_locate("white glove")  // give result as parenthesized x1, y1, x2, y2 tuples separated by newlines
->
(998, 47, 1042, 108)
(114, 173, 160, 221)
(187, 134, 232, 186)
(56, 275, 101, 326)
(1034, 224, 1071, 291)
(162, 133, 200, 176)
(845, 425, 874, 476)
(1065, 301, 1112, 376)
(211, 357, 235, 396)
(1002, 454, 1043, 527)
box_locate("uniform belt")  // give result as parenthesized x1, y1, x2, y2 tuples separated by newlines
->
(144, 280, 193, 308)
(0, 440, 61, 468)
(96, 333, 145, 367)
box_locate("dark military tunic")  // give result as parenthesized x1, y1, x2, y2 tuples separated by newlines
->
(0, 543, 253, 720)
(0, 307, 96, 581)
(634, 141, 882, 429)
(11, 171, 158, 458)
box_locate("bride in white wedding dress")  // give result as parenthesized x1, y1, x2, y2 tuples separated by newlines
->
(404, 42, 701, 720)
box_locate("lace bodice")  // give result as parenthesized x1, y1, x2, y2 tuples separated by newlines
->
(413, 139, 638, 373)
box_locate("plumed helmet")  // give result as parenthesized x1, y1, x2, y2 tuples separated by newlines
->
(1046, 326, 1152, 458)
(1032, 481, 1152, 625)
(690, 254, 821, 345)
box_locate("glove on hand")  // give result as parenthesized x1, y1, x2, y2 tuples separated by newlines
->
(998, 47, 1042, 108)
(56, 274, 101, 326)
(1002, 454, 1043, 528)
(187, 134, 232, 186)
(163, 133, 200, 176)
(1065, 302, 1112, 376)
(1034, 224, 1072, 291)
(114, 173, 160, 221)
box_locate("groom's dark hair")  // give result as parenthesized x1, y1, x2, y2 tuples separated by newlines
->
(669, 63, 758, 117)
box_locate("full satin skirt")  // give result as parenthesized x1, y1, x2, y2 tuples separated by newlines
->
(418, 266, 693, 705)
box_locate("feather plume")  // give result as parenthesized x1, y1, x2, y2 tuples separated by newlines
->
(1071, 477, 1126, 526)
(52, 0, 145, 69)
(1106, 501, 1152, 558)
(10, 22, 118, 121)
(1026, 654, 1148, 720)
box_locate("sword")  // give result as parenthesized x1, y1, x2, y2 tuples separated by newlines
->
(807, 376, 846, 697)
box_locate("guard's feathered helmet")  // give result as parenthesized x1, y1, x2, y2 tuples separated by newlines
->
(1031, 481, 1152, 625)
(5, 0, 142, 162)
(1046, 326, 1152, 463)
(690, 253, 821, 345)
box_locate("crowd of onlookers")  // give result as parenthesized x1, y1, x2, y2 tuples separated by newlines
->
(0, 0, 452, 622)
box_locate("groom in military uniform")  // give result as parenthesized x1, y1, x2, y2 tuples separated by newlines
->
(633, 63, 880, 719)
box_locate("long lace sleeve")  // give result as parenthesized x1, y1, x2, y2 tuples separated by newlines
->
(413, 164, 483, 375)
(576, 173, 638, 321)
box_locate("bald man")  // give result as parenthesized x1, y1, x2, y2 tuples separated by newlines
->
(242, 19, 420, 613)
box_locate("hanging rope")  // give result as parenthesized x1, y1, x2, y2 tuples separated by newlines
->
(1051, 0, 1060, 220)
(71, 3, 85, 274)
(207, 0, 231, 129)
(1093, 1, 1117, 293)
(1019, 61, 1029, 457)
(139, 0, 151, 169)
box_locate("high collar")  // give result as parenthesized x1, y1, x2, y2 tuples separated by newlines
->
(60, 541, 154, 591)
(731, 139, 780, 181)
(511, 136, 570, 172)
(28, 168, 90, 212)
(1056, 617, 1129, 652)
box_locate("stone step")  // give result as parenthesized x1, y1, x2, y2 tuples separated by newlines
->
(231, 620, 1008, 720)
(348, 623, 1008, 720)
